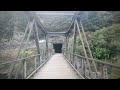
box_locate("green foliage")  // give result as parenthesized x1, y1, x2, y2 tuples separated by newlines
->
(25, 49, 33, 57)
(88, 23, 120, 61)
(69, 12, 120, 63)
(92, 47, 108, 59)
(0, 11, 29, 42)
(79, 11, 120, 32)
(0, 11, 120, 62)
(0, 11, 14, 41)
(103, 24, 120, 60)
(90, 29, 108, 59)
(19, 48, 36, 58)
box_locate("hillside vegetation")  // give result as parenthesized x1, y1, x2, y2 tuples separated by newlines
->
(0, 11, 120, 78)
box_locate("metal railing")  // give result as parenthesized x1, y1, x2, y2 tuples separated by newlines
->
(63, 51, 120, 79)
(0, 50, 54, 79)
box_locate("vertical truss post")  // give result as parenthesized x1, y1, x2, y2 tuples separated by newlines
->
(73, 21, 77, 66)
(75, 19, 92, 78)
(81, 58, 83, 73)
(42, 44, 45, 61)
(23, 58, 26, 79)
(65, 35, 68, 57)
(34, 56, 37, 70)
(103, 64, 108, 79)
(70, 43, 72, 63)
(83, 59, 86, 77)
(8, 21, 30, 79)
(100, 63, 108, 79)
(34, 21, 41, 65)
(15, 19, 34, 79)
(22, 19, 35, 79)
(100, 63, 104, 79)
(45, 34, 48, 60)
(79, 20, 98, 78)
(9, 19, 34, 79)
(68, 44, 70, 60)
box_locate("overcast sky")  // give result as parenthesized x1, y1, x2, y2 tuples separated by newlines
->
(36, 11, 76, 15)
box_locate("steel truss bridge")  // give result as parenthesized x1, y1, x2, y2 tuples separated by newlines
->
(0, 11, 120, 79)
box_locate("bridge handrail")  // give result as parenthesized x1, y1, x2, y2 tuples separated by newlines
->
(0, 50, 53, 66)
(64, 51, 120, 69)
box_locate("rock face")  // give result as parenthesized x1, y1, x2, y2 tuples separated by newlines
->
(0, 29, 35, 64)
(0, 31, 23, 50)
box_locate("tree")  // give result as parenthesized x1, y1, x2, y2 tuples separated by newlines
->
(0, 11, 29, 43)
(104, 24, 120, 62)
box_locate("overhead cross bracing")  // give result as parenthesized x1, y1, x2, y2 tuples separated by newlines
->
(24, 11, 79, 38)
(35, 11, 76, 32)
(1, 11, 120, 79)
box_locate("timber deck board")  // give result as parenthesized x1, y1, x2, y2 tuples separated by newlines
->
(31, 54, 81, 79)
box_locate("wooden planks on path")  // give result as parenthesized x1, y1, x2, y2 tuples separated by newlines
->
(31, 54, 81, 79)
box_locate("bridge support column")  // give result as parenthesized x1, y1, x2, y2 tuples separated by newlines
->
(79, 19, 98, 78)
(34, 21, 41, 65)
(23, 58, 27, 79)
(73, 21, 77, 66)
(8, 19, 35, 79)
(45, 35, 48, 60)
(75, 19, 92, 78)
(65, 35, 68, 58)
(65, 36, 68, 52)
(100, 64, 108, 79)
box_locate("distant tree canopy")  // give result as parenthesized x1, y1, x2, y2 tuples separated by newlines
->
(89, 23, 120, 61)
(1, 11, 120, 42)
(79, 11, 120, 32)
(68, 11, 120, 62)
(0, 11, 120, 63)
(0, 11, 29, 43)
(0, 11, 14, 42)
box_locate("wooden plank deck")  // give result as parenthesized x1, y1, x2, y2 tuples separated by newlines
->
(31, 54, 81, 79)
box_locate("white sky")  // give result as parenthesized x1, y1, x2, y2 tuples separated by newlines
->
(36, 11, 76, 15)
(39, 40, 46, 43)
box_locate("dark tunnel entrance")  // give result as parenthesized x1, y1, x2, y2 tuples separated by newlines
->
(53, 44, 62, 53)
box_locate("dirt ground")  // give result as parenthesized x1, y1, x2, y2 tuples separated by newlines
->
(0, 48, 18, 64)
